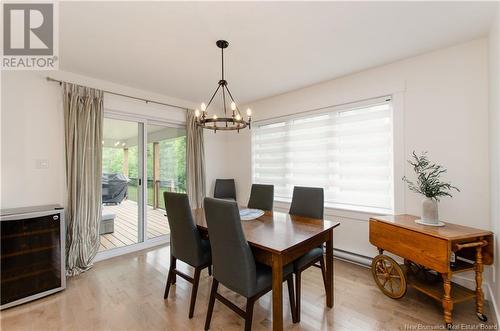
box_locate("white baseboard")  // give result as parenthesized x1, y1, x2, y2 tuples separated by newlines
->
(334, 248, 372, 267)
(487, 283, 500, 324)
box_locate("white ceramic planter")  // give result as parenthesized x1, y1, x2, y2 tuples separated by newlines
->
(421, 197, 439, 225)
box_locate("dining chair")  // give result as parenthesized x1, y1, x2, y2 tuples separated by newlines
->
(289, 186, 327, 322)
(247, 184, 274, 211)
(214, 178, 237, 200)
(163, 192, 212, 319)
(203, 197, 297, 330)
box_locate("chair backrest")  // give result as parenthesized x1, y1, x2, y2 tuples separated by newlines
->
(164, 192, 205, 266)
(289, 186, 324, 219)
(214, 179, 237, 200)
(203, 197, 256, 297)
(247, 184, 274, 211)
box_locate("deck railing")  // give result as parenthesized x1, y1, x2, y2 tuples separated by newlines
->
(127, 177, 186, 208)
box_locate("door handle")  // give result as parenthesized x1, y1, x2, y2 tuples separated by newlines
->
(139, 178, 142, 186)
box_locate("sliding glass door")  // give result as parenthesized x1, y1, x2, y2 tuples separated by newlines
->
(99, 116, 186, 254)
(100, 118, 144, 252)
(146, 124, 186, 239)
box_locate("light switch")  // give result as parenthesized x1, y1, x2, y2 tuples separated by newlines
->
(35, 159, 49, 169)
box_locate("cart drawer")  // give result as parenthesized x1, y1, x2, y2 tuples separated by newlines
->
(370, 219, 449, 273)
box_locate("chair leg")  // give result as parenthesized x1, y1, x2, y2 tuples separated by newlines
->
(188, 267, 202, 318)
(208, 265, 212, 276)
(286, 276, 297, 323)
(319, 256, 327, 292)
(244, 297, 256, 331)
(205, 279, 219, 330)
(295, 271, 302, 322)
(164, 255, 177, 299)
(171, 254, 177, 285)
(164, 268, 172, 299)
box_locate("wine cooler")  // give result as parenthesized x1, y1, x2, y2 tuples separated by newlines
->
(1, 205, 66, 309)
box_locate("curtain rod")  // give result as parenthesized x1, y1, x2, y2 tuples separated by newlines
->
(46, 77, 189, 111)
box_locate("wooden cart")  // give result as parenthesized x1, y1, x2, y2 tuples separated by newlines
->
(369, 215, 494, 329)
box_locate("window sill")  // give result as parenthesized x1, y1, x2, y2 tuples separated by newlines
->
(273, 198, 393, 221)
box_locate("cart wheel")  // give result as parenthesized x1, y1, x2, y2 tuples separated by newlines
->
(477, 313, 488, 322)
(371, 254, 407, 299)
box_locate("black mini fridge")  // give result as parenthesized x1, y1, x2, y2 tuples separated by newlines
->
(1, 205, 66, 309)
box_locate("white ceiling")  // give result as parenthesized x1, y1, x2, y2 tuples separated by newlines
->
(60, 1, 496, 105)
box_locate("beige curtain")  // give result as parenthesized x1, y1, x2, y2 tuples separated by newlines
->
(63, 82, 104, 276)
(186, 109, 206, 208)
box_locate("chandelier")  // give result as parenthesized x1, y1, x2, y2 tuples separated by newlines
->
(195, 40, 252, 132)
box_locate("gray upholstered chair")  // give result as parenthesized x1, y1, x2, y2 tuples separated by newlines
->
(247, 184, 274, 211)
(214, 178, 237, 200)
(163, 192, 212, 319)
(203, 197, 296, 330)
(289, 186, 327, 322)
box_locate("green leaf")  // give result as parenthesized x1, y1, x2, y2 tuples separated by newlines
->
(402, 151, 459, 200)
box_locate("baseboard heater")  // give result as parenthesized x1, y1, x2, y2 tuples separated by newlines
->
(1, 205, 66, 310)
(334, 248, 372, 267)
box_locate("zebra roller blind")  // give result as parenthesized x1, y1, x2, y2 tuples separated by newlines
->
(252, 97, 394, 211)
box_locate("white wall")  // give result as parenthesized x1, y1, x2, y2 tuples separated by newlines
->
(1, 72, 65, 209)
(488, 3, 500, 321)
(0, 70, 195, 209)
(204, 132, 232, 197)
(214, 39, 491, 261)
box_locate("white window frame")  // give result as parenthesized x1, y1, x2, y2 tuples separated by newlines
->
(251, 94, 405, 217)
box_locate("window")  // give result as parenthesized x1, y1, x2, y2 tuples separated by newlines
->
(252, 97, 394, 212)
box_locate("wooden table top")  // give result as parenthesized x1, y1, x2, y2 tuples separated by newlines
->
(193, 208, 340, 254)
(370, 214, 493, 241)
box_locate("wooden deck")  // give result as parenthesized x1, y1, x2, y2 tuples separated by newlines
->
(99, 200, 169, 252)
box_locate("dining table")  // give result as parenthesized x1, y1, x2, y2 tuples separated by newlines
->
(193, 208, 341, 331)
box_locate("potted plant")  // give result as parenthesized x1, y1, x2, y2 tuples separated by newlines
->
(402, 151, 459, 226)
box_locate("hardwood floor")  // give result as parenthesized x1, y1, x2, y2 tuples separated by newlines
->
(1, 245, 496, 331)
(99, 200, 169, 252)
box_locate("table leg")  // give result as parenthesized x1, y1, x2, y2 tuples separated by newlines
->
(475, 246, 485, 317)
(326, 229, 334, 308)
(441, 272, 453, 326)
(272, 253, 283, 331)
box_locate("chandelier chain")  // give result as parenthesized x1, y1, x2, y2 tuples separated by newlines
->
(221, 47, 224, 80)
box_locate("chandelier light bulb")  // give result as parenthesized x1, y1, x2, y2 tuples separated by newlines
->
(201, 103, 206, 112)
(195, 109, 200, 117)
(231, 102, 236, 111)
(235, 114, 242, 121)
(213, 114, 218, 120)
(246, 108, 252, 116)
